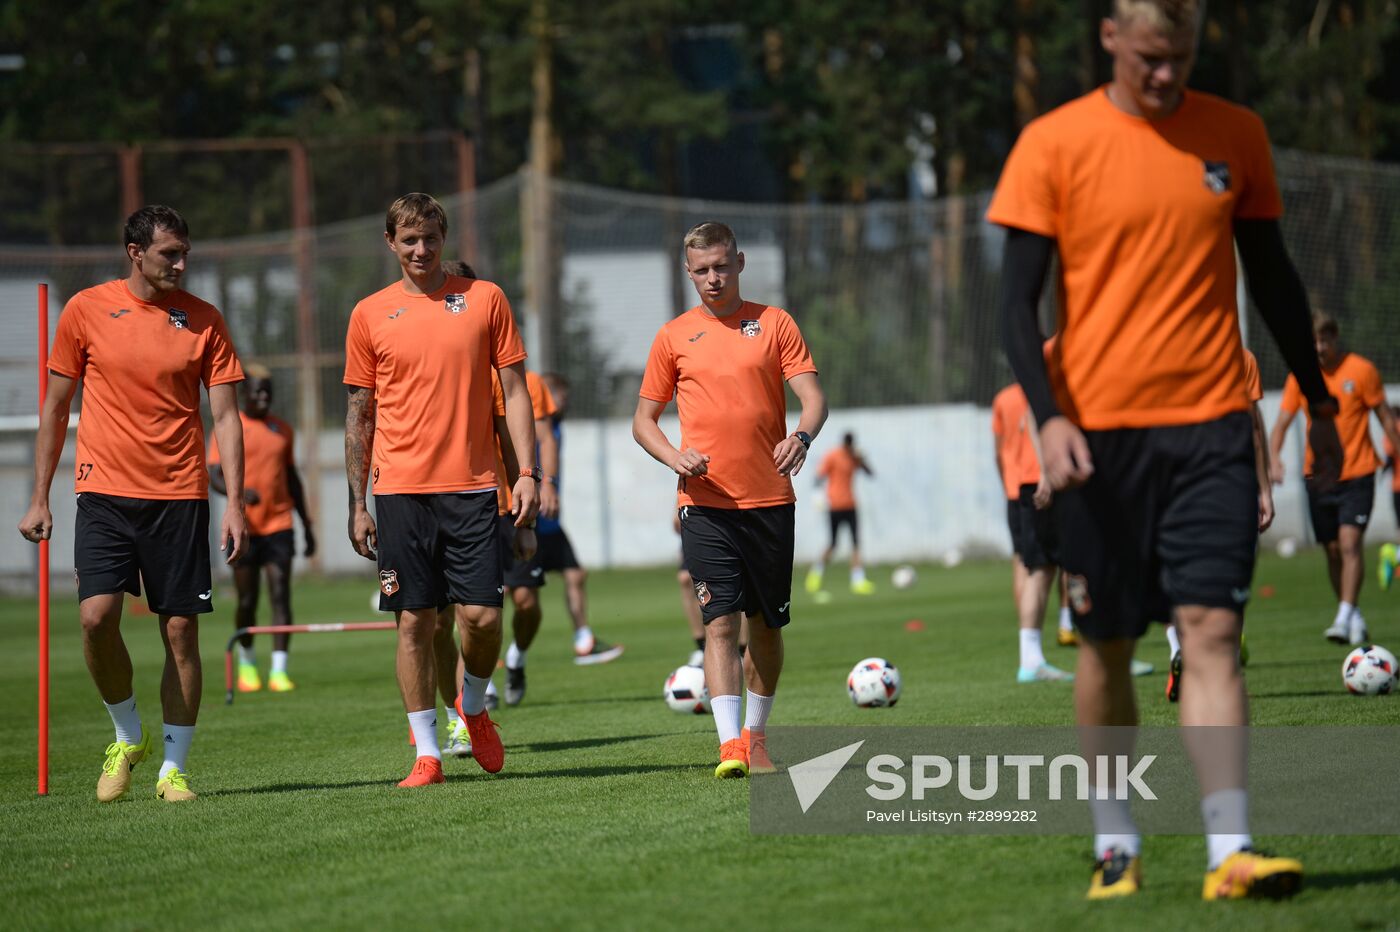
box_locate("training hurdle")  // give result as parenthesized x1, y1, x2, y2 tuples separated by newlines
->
(224, 621, 395, 704)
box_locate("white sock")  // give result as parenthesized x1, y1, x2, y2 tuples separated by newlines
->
(237, 643, 256, 666)
(1335, 601, 1355, 627)
(506, 642, 525, 669)
(461, 671, 491, 715)
(1202, 789, 1252, 869)
(1351, 606, 1366, 630)
(485, 677, 499, 698)
(1165, 625, 1181, 661)
(573, 626, 593, 649)
(851, 566, 867, 584)
(270, 650, 288, 675)
(1058, 606, 1073, 632)
(445, 705, 461, 727)
(103, 695, 141, 745)
(1089, 793, 1141, 857)
(1018, 628, 1046, 670)
(811, 561, 825, 576)
(406, 709, 440, 760)
(159, 724, 195, 779)
(744, 690, 774, 731)
(711, 695, 742, 744)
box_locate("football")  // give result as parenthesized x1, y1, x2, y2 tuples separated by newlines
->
(664, 664, 711, 714)
(891, 565, 918, 590)
(1342, 644, 1397, 696)
(848, 657, 902, 707)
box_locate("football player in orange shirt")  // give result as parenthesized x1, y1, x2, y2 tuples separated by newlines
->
(805, 433, 875, 595)
(1268, 313, 1400, 645)
(20, 205, 248, 803)
(634, 221, 827, 779)
(210, 364, 316, 694)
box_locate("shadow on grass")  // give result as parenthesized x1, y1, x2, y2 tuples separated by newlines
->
(1305, 866, 1400, 891)
(515, 732, 690, 753)
(522, 695, 657, 708)
(1248, 690, 1344, 699)
(205, 762, 703, 796)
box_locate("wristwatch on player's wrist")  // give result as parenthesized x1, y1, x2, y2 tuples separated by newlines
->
(1308, 395, 1340, 418)
(793, 431, 812, 449)
(520, 466, 542, 482)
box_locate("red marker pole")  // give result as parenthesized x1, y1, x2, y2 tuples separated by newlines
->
(37, 283, 49, 796)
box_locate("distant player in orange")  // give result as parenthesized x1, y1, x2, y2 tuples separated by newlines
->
(992, 382, 1073, 683)
(210, 364, 316, 694)
(344, 195, 539, 787)
(992, 0, 1339, 900)
(1165, 347, 1273, 701)
(1268, 313, 1400, 645)
(634, 221, 827, 779)
(804, 433, 874, 595)
(19, 205, 247, 804)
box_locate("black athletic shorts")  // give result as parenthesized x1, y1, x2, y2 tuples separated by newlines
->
(537, 528, 581, 572)
(236, 529, 294, 569)
(1055, 412, 1256, 641)
(374, 491, 502, 611)
(828, 508, 859, 547)
(497, 514, 545, 589)
(679, 503, 794, 628)
(1306, 474, 1375, 543)
(1009, 484, 1059, 570)
(74, 493, 212, 615)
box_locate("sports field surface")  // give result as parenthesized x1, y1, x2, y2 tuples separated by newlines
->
(3, 549, 1398, 930)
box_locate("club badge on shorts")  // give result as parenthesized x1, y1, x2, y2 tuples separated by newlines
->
(1066, 574, 1093, 616)
(379, 569, 400, 596)
(168, 309, 188, 329)
(444, 293, 466, 315)
(694, 580, 712, 607)
(740, 319, 761, 338)
(1203, 161, 1231, 195)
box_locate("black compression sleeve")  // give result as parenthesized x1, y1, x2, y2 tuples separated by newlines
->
(1235, 219, 1330, 405)
(998, 228, 1060, 424)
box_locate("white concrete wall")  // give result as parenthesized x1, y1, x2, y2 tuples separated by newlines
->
(3, 390, 1396, 589)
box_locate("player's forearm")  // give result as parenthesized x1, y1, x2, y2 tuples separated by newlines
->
(495, 415, 522, 478)
(287, 467, 313, 526)
(999, 229, 1060, 425)
(633, 415, 681, 469)
(503, 389, 537, 474)
(793, 394, 828, 441)
(345, 386, 375, 509)
(211, 410, 246, 507)
(29, 397, 70, 507)
(1236, 220, 1329, 406)
(1267, 416, 1290, 464)
(1251, 405, 1271, 489)
(538, 420, 560, 478)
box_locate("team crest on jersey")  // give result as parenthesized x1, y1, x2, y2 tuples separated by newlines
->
(1066, 574, 1093, 616)
(1343, 379, 1356, 394)
(693, 580, 712, 607)
(740, 319, 761, 338)
(1203, 161, 1231, 195)
(379, 570, 400, 597)
(444, 293, 466, 315)
(168, 309, 188, 329)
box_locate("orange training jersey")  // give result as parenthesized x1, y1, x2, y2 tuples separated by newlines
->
(640, 302, 817, 509)
(1280, 352, 1384, 481)
(209, 411, 295, 536)
(991, 383, 1040, 500)
(818, 447, 860, 511)
(344, 275, 526, 495)
(49, 279, 243, 500)
(987, 89, 1282, 431)
(1242, 349, 1263, 403)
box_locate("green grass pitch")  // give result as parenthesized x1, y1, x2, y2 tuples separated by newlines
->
(2, 549, 1398, 930)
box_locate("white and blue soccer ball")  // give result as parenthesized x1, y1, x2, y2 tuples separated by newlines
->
(664, 665, 711, 714)
(1342, 645, 1397, 696)
(848, 657, 901, 708)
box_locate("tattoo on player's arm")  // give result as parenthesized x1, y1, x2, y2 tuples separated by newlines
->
(345, 386, 376, 507)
